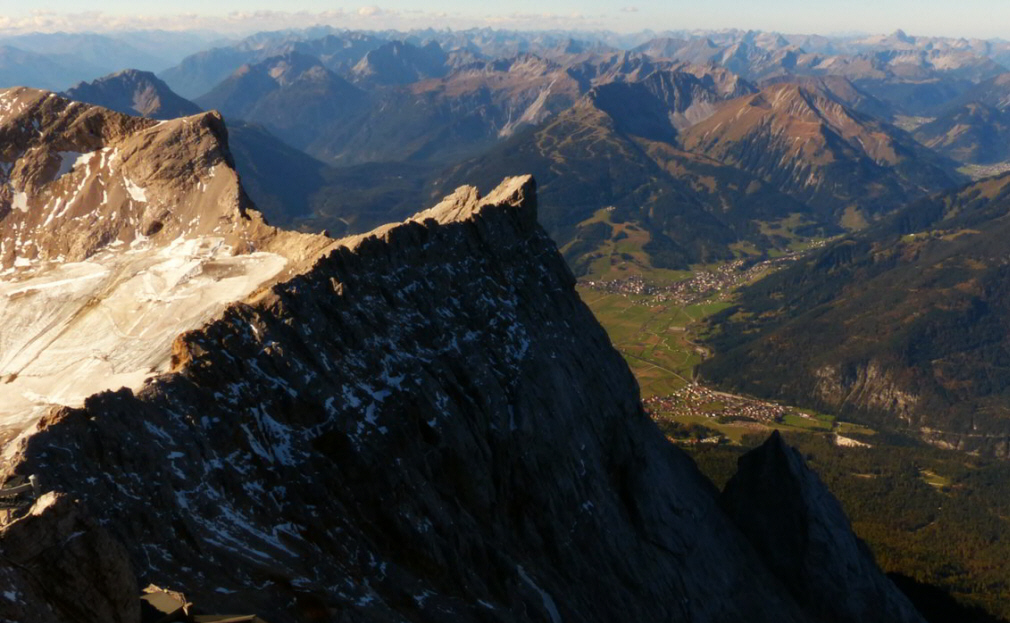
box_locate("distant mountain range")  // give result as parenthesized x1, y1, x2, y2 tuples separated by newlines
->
(0, 30, 223, 91)
(17, 25, 1010, 620)
(42, 25, 1010, 276)
(64, 25, 1002, 271)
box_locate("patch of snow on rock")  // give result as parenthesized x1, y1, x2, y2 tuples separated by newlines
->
(53, 151, 85, 181)
(123, 177, 147, 203)
(11, 191, 28, 212)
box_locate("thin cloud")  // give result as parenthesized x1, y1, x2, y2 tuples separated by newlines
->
(0, 9, 613, 36)
(621, 6, 639, 13)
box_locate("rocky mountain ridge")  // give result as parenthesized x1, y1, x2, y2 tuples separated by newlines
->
(0, 133, 922, 622)
(63, 69, 202, 120)
(680, 82, 964, 223)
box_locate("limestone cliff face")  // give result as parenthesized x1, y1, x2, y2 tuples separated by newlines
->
(1, 176, 814, 622)
(0, 86, 328, 269)
(722, 431, 925, 623)
(812, 360, 921, 425)
(0, 87, 251, 267)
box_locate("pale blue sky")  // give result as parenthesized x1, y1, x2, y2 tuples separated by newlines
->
(2, 0, 1010, 38)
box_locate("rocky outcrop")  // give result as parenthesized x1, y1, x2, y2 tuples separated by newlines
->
(812, 361, 920, 424)
(0, 86, 288, 267)
(0, 493, 138, 623)
(722, 431, 925, 623)
(58, 69, 344, 229)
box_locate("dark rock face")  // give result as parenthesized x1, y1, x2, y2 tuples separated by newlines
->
(0, 177, 797, 621)
(0, 493, 139, 623)
(721, 431, 925, 623)
(0, 175, 920, 623)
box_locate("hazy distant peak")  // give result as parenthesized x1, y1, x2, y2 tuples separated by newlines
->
(63, 69, 202, 120)
(351, 39, 449, 85)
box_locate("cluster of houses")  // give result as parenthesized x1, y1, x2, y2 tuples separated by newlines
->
(643, 383, 791, 423)
(583, 253, 810, 306)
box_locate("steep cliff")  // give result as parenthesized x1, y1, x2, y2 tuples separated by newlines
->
(0, 95, 921, 622)
(1, 176, 812, 622)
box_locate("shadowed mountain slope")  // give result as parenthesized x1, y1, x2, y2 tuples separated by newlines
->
(914, 101, 1010, 164)
(0, 169, 921, 622)
(63, 69, 203, 120)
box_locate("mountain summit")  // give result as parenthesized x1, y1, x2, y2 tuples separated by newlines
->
(63, 69, 203, 120)
(681, 82, 964, 224)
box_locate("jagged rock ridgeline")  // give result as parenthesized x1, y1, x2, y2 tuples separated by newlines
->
(0, 170, 918, 621)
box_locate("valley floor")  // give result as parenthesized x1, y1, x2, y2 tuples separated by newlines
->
(580, 253, 1010, 622)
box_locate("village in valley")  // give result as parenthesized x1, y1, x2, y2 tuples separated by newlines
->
(578, 244, 869, 449)
(581, 252, 812, 306)
(645, 384, 793, 423)
(643, 383, 837, 445)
